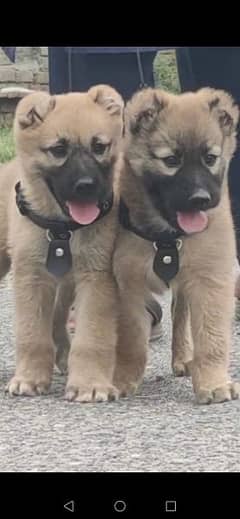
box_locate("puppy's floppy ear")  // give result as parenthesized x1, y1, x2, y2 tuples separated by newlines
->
(88, 84, 124, 116)
(199, 87, 239, 136)
(125, 88, 169, 134)
(15, 91, 56, 129)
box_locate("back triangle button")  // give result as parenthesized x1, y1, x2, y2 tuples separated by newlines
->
(64, 500, 75, 512)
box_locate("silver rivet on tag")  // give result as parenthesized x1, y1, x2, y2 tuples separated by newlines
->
(176, 238, 183, 251)
(102, 201, 109, 211)
(56, 248, 64, 257)
(163, 255, 172, 264)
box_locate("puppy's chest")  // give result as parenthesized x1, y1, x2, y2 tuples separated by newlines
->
(71, 227, 114, 271)
(36, 223, 113, 275)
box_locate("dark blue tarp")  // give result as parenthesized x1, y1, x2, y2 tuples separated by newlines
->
(1, 47, 177, 61)
(1, 47, 16, 62)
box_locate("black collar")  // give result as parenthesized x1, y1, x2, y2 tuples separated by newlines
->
(15, 181, 113, 277)
(119, 198, 184, 285)
(119, 197, 183, 246)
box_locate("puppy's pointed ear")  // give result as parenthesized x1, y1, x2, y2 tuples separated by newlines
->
(199, 87, 239, 135)
(15, 91, 56, 129)
(125, 88, 169, 134)
(88, 84, 124, 116)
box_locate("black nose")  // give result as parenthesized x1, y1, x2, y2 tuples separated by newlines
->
(189, 188, 211, 202)
(74, 176, 97, 194)
(188, 188, 211, 210)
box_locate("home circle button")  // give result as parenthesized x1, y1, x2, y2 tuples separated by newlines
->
(113, 500, 127, 512)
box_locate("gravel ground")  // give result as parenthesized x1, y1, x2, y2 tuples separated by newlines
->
(0, 275, 239, 472)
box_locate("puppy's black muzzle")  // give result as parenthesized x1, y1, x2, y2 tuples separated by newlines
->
(43, 149, 113, 210)
(143, 165, 223, 226)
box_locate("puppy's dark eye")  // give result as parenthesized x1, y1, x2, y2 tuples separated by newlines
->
(162, 155, 181, 168)
(91, 139, 109, 155)
(204, 154, 218, 167)
(48, 143, 68, 158)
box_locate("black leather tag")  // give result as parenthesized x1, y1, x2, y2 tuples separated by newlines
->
(46, 238, 72, 277)
(153, 244, 179, 284)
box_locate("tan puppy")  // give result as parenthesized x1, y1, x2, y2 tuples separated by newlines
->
(0, 85, 124, 402)
(113, 87, 240, 404)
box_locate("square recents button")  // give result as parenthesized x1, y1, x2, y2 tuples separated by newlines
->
(166, 500, 177, 512)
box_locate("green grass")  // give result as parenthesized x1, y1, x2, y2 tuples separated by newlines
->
(0, 127, 15, 163)
(0, 51, 179, 164)
(154, 50, 180, 94)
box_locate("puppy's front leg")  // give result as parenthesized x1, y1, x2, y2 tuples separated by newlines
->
(66, 272, 119, 403)
(113, 237, 153, 396)
(189, 276, 240, 404)
(113, 289, 151, 397)
(7, 263, 57, 396)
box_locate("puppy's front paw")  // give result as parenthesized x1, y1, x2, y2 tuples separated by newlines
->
(172, 360, 192, 377)
(65, 379, 119, 403)
(195, 381, 240, 405)
(6, 375, 51, 397)
(113, 360, 145, 398)
(114, 380, 139, 398)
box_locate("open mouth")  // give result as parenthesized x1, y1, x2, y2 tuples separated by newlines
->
(176, 210, 209, 234)
(66, 201, 100, 225)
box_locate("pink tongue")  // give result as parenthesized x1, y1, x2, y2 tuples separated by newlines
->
(67, 201, 100, 224)
(177, 211, 208, 234)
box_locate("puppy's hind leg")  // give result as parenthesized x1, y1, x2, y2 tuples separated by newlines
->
(171, 285, 193, 377)
(0, 248, 11, 282)
(53, 278, 75, 374)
